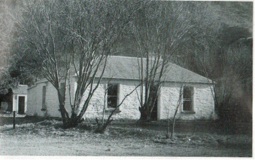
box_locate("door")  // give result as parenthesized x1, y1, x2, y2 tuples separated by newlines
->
(18, 96, 25, 114)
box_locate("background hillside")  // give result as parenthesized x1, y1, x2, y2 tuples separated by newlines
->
(0, 1, 252, 67)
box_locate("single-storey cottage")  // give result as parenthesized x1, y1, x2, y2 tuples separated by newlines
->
(27, 56, 216, 120)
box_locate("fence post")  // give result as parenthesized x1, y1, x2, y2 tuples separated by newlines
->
(13, 111, 16, 129)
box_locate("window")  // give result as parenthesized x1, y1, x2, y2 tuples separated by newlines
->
(182, 86, 194, 112)
(107, 84, 119, 108)
(42, 86, 46, 111)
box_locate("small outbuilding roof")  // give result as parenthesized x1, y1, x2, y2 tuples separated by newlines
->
(12, 85, 28, 94)
(95, 56, 213, 84)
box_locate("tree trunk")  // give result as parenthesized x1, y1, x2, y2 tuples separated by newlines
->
(59, 102, 81, 129)
(63, 112, 84, 129)
(139, 106, 148, 121)
(139, 83, 159, 121)
(59, 104, 69, 127)
(139, 97, 156, 121)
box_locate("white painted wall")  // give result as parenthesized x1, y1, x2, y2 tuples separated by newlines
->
(27, 78, 215, 120)
(160, 83, 215, 120)
(81, 80, 141, 120)
(27, 82, 46, 116)
(27, 80, 72, 117)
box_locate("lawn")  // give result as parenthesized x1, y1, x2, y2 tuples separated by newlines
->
(0, 116, 252, 156)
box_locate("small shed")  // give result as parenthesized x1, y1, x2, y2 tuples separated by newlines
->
(0, 85, 28, 115)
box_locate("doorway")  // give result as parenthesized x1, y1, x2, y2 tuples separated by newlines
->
(18, 96, 25, 114)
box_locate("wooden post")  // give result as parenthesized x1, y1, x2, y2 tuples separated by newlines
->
(13, 111, 16, 129)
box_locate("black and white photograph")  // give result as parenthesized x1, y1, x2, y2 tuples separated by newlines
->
(0, 0, 252, 157)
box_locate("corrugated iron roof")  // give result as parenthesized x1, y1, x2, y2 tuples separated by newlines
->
(35, 56, 213, 85)
(94, 56, 213, 84)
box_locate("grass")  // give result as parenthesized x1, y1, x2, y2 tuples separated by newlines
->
(0, 116, 252, 135)
(0, 116, 252, 156)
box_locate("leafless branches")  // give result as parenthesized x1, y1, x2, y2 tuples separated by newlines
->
(131, 2, 195, 121)
(12, 0, 143, 128)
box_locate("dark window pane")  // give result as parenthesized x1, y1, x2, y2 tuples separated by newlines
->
(108, 84, 118, 96)
(108, 97, 117, 108)
(183, 86, 193, 112)
(183, 87, 192, 98)
(183, 101, 192, 111)
(107, 84, 118, 108)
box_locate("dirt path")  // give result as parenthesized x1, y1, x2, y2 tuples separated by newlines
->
(0, 120, 252, 156)
(0, 134, 251, 156)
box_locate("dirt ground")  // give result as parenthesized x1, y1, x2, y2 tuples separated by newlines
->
(0, 117, 252, 157)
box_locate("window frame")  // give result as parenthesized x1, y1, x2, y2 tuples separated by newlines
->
(107, 83, 119, 109)
(182, 86, 195, 113)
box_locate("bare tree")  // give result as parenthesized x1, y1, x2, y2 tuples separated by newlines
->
(130, 2, 195, 121)
(61, 0, 143, 128)
(11, 0, 74, 126)
(12, 0, 143, 128)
